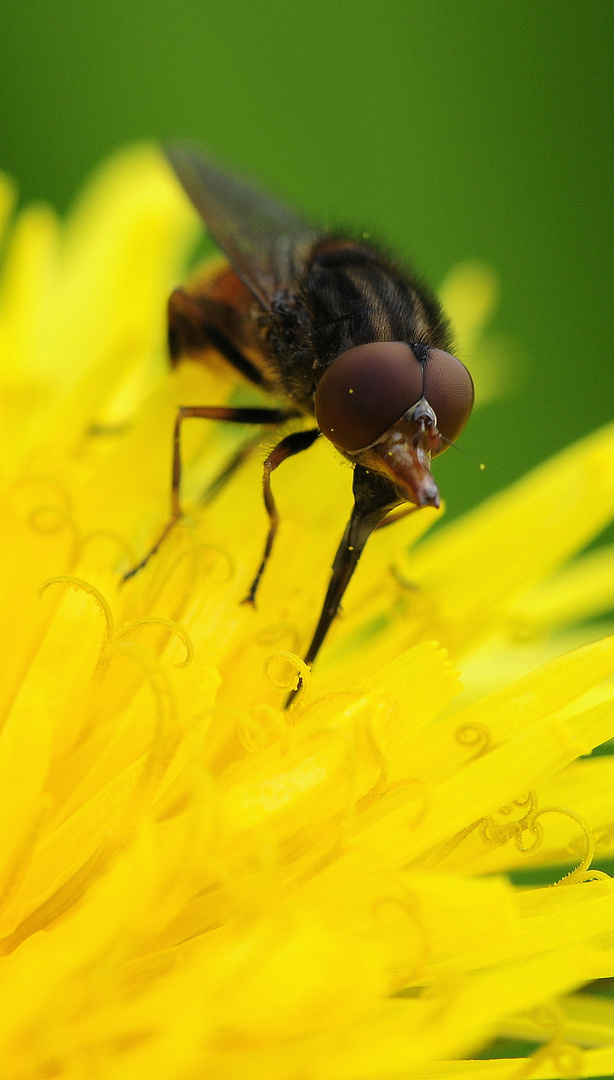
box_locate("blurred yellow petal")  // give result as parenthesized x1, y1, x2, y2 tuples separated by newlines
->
(440, 260, 498, 350)
(510, 541, 614, 636)
(439, 260, 518, 404)
(404, 422, 614, 655)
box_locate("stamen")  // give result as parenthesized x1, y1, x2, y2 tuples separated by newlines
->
(13, 474, 72, 511)
(195, 542, 235, 582)
(80, 528, 137, 566)
(117, 618, 194, 668)
(102, 639, 177, 821)
(455, 721, 491, 760)
(29, 506, 80, 569)
(38, 575, 114, 653)
(507, 1005, 583, 1080)
(265, 651, 311, 698)
(238, 705, 289, 753)
(134, 530, 202, 619)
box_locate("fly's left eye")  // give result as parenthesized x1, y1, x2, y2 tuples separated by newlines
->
(423, 348, 474, 452)
(314, 341, 423, 451)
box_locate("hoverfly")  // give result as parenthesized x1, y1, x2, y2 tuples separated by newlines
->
(126, 146, 474, 688)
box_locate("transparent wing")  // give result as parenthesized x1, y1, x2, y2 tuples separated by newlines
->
(165, 145, 321, 312)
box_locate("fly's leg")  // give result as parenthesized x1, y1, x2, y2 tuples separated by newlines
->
(286, 465, 402, 706)
(123, 404, 295, 581)
(303, 467, 402, 668)
(124, 280, 300, 581)
(243, 428, 320, 606)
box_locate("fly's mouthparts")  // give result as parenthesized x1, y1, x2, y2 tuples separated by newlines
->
(360, 418, 441, 509)
(404, 397, 437, 430)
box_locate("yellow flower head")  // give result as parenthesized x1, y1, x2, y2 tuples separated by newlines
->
(1, 146, 614, 1079)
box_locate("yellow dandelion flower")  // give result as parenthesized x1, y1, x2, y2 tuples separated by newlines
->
(1, 146, 614, 1080)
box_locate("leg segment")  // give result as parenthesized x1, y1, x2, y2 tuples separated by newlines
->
(287, 466, 403, 705)
(123, 404, 296, 581)
(243, 428, 320, 605)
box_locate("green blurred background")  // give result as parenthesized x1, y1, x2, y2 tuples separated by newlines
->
(1, 0, 612, 519)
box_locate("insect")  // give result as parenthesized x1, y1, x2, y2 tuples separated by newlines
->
(126, 146, 474, 690)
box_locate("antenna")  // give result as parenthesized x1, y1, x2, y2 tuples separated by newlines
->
(440, 434, 485, 471)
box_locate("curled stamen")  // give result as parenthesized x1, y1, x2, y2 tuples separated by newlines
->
(478, 792, 542, 851)
(197, 705, 254, 762)
(549, 1043, 584, 1078)
(513, 792, 535, 810)
(371, 893, 429, 985)
(117, 618, 194, 667)
(286, 707, 388, 884)
(12, 474, 72, 511)
(288, 688, 394, 806)
(533, 806, 602, 885)
(455, 721, 491, 759)
(79, 529, 137, 566)
(136, 527, 201, 616)
(103, 637, 174, 731)
(28, 506, 80, 568)
(102, 639, 177, 824)
(238, 705, 289, 753)
(389, 563, 419, 592)
(514, 816, 544, 854)
(147, 535, 234, 616)
(425, 795, 547, 867)
(421, 819, 482, 869)
(195, 542, 235, 582)
(325, 699, 389, 836)
(355, 694, 396, 808)
(588, 822, 614, 852)
(345, 842, 431, 984)
(478, 791, 608, 883)
(531, 1004, 561, 1033)
(389, 776, 430, 830)
(508, 1005, 583, 1080)
(292, 688, 367, 712)
(29, 504, 76, 536)
(265, 651, 311, 696)
(38, 575, 114, 653)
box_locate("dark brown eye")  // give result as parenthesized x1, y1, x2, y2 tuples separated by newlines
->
(314, 341, 423, 451)
(422, 349, 474, 450)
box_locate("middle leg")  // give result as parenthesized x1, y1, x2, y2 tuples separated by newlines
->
(243, 427, 320, 605)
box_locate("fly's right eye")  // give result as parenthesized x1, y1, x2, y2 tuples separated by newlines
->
(314, 341, 424, 452)
(422, 348, 474, 450)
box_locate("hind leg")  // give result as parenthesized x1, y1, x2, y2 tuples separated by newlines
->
(123, 404, 296, 580)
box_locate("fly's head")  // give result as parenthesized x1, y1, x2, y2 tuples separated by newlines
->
(313, 341, 474, 507)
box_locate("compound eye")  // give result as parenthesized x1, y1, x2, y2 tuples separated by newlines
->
(423, 348, 474, 450)
(314, 341, 423, 451)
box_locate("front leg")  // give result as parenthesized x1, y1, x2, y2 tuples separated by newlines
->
(243, 428, 320, 605)
(303, 466, 403, 667)
(123, 404, 295, 581)
(286, 467, 404, 705)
